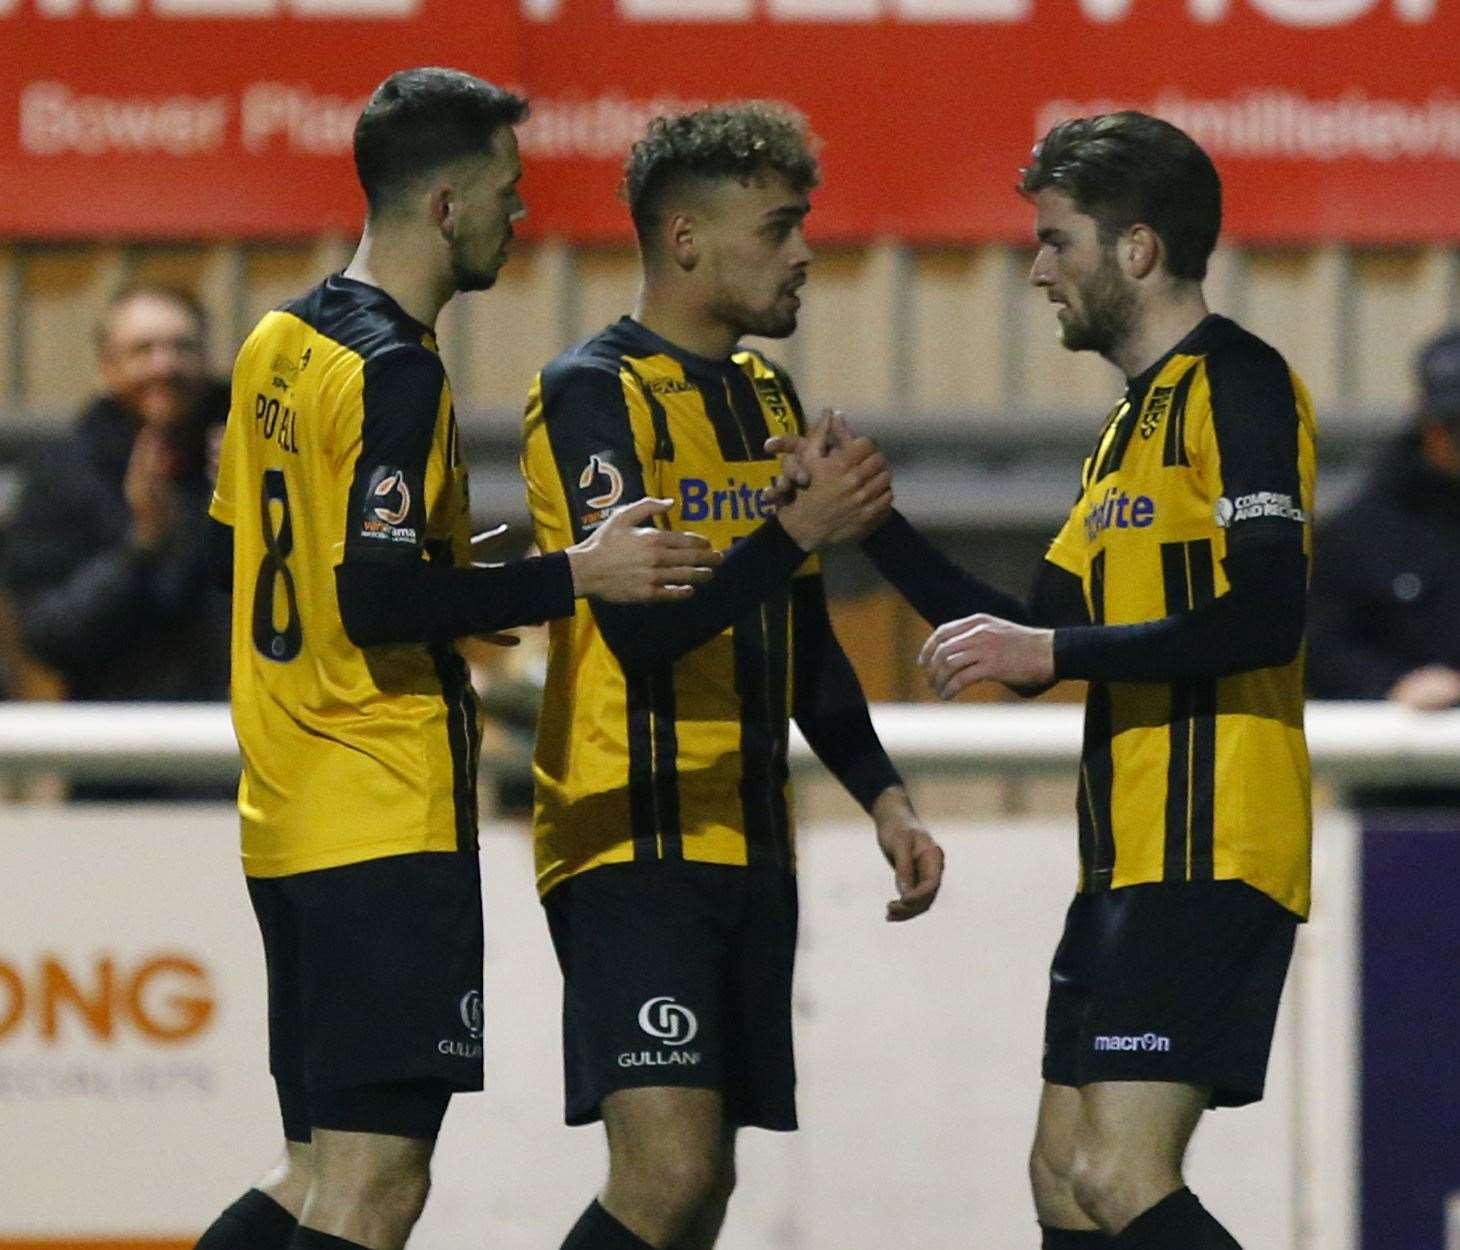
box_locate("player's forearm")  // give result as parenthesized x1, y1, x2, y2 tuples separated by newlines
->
(1053, 542, 1306, 683)
(334, 553, 575, 647)
(591, 518, 807, 669)
(862, 510, 1033, 625)
(791, 580, 903, 812)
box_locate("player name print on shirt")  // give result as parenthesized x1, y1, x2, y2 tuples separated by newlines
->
(253, 390, 300, 455)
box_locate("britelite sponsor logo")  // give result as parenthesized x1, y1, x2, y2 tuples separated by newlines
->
(680, 477, 773, 524)
(1083, 484, 1156, 542)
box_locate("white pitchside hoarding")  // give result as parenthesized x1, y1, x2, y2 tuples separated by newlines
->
(0, 807, 1359, 1249)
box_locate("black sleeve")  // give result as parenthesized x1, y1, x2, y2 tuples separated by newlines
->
(1053, 542, 1305, 681)
(333, 345, 576, 646)
(861, 510, 1089, 629)
(340, 345, 442, 567)
(791, 576, 902, 811)
(1056, 341, 1308, 683)
(335, 553, 575, 647)
(592, 523, 808, 669)
(533, 362, 811, 671)
(1203, 336, 1308, 558)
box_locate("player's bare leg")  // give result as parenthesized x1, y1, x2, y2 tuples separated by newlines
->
(193, 1141, 311, 1249)
(295, 1129, 435, 1250)
(1067, 1081, 1242, 1246)
(669, 1127, 736, 1250)
(259, 1139, 314, 1217)
(1068, 1081, 1202, 1230)
(1029, 1082, 1104, 1240)
(560, 1086, 731, 1249)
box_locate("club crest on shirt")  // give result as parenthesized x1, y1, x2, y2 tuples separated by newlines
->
(359, 465, 417, 545)
(577, 453, 624, 529)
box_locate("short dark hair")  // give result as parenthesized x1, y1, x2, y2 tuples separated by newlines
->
(353, 67, 528, 215)
(95, 283, 207, 353)
(622, 102, 821, 244)
(1019, 112, 1221, 282)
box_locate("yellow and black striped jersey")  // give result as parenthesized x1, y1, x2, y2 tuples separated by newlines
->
(522, 317, 890, 898)
(1045, 314, 1317, 917)
(210, 274, 479, 878)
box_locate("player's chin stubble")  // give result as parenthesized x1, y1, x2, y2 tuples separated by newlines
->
(449, 237, 503, 294)
(1060, 262, 1136, 357)
(739, 301, 798, 340)
(451, 261, 500, 294)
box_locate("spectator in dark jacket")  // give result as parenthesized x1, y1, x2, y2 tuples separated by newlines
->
(4, 283, 231, 796)
(1308, 325, 1460, 806)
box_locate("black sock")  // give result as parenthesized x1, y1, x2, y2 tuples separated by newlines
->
(1041, 1224, 1112, 1247)
(194, 1189, 296, 1250)
(560, 1199, 656, 1250)
(1112, 1188, 1242, 1249)
(288, 1229, 370, 1250)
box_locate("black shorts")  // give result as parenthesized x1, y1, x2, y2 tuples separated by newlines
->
(543, 861, 798, 1132)
(1042, 879, 1297, 1108)
(246, 850, 485, 1141)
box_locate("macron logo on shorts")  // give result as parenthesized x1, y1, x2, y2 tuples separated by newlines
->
(1093, 1032, 1172, 1053)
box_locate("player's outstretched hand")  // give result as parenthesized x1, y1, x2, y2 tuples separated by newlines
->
(872, 787, 944, 922)
(775, 413, 892, 550)
(567, 497, 722, 603)
(918, 613, 1055, 699)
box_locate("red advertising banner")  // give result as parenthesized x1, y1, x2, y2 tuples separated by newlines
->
(1, 0, 1457, 243)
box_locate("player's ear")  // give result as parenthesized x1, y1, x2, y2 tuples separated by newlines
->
(667, 210, 699, 272)
(430, 184, 456, 239)
(1124, 224, 1161, 281)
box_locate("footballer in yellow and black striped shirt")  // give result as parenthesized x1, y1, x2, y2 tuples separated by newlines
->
(198, 69, 720, 1245)
(861, 113, 1314, 1245)
(522, 103, 944, 1249)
